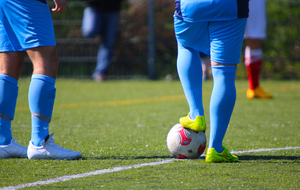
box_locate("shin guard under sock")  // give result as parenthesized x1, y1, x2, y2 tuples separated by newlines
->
(0, 74, 18, 145)
(29, 74, 56, 146)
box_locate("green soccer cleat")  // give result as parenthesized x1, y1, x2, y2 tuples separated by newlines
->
(179, 113, 206, 132)
(205, 146, 238, 163)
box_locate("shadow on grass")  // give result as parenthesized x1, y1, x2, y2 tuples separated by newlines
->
(81, 155, 174, 160)
(238, 155, 300, 161)
(80, 155, 300, 161)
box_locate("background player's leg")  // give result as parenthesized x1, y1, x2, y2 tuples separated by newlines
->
(245, 39, 273, 99)
(245, 40, 262, 90)
(93, 11, 120, 82)
(244, 0, 271, 99)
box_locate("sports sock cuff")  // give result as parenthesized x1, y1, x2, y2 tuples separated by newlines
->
(31, 74, 55, 85)
(0, 74, 18, 85)
(29, 74, 56, 118)
(245, 46, 263, 58)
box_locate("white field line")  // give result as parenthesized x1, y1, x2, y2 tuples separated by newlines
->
(1, 160, 174, 190)
(1, 146, 299, 190)
(231, 146, 300, 154)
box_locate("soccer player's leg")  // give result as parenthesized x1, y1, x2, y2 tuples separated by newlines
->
(26, 47, 59, 148)
(26, 46, 82, 160)
(245, 43, 273, 99)
(176, 42, 206, 132)
(28, 74, 56, 147)
(205, 65, 238, 162)
(93, 12, 120, 82)
(0, 52, 27, 158)
(23, 0, 81, 159)
(205, 18, 247, 163)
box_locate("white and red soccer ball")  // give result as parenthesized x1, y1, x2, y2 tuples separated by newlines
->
(167, 123, 206, 159)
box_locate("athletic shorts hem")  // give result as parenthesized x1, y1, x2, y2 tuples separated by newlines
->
(0, 43, 56, 52)
(210, 58, 241, 64)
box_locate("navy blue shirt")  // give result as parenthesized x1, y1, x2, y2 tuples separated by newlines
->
(86, 0, 124, 12)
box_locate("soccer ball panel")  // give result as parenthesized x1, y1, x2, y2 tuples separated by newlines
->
(167, 123, 206, 159)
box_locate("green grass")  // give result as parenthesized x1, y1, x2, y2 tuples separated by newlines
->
(0, 79, 299, 189)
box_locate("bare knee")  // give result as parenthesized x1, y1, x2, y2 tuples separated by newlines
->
(246, 39, 262, 50)
(0, 52, 26, 79)
(27, 46, 59, 78)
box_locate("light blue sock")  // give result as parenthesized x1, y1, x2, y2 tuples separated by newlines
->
(0, 74, 18, 145)
(209, 65, 237, 153)
(29, 74, 56, 146)
(177, 42, 204, 120)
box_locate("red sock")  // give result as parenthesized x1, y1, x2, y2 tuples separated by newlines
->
(245, 47, 263, 90)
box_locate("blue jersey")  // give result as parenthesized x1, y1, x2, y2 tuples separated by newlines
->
(175, 0, 249, 22)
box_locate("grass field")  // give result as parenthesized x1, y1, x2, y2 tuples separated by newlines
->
(0, 79, 299, 189)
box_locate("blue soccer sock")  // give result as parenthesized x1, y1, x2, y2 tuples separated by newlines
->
(209, 65, 237, 153)
(0, 74, 18, 145)
(29, 74, 56, 146)
(177, 42, 204, 120)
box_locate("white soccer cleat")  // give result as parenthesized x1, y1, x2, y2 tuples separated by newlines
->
(0, 139, 27, 158)
(27, 132, 82, 160)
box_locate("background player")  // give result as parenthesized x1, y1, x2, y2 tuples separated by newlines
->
(0, 0, 82, 159)
(81, 0, 124, 82)
(244, 0, 273, 99)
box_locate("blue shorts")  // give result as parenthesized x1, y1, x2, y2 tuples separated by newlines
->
(0, 0, 56, 52)
(175, 0, 249, 22)
(174, 17, 247, 64)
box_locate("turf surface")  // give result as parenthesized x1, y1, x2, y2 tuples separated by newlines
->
(0, 79, 299, 189)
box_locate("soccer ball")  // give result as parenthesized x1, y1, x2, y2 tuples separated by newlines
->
(167, 123, 206, 159)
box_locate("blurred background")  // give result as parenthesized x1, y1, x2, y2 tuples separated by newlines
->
(22, 0, 300, 80)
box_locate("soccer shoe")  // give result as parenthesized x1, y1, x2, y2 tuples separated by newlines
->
(27, 132, 82, 160)
(247, 86, 273, 99)
(0, 139, 27, 158)
(179, 113, 206, 132)
(205, 146, 238, 163)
